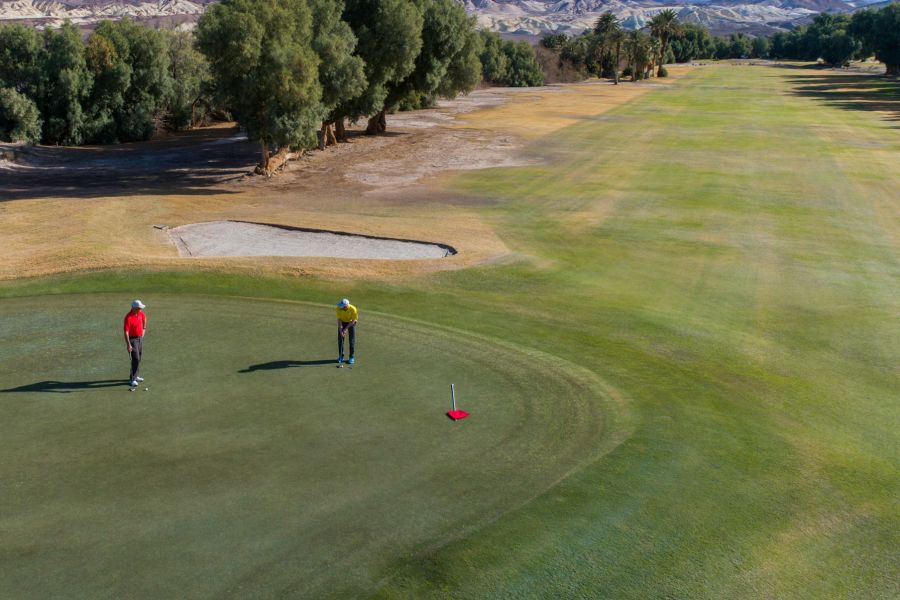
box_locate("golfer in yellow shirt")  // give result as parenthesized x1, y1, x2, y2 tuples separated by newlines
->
(336, 298, 358, 364)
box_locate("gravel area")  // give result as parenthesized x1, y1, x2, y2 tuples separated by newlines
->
(169, 221, 455, 260)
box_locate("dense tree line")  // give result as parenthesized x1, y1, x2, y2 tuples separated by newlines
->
(540, 11, 705, 83)
(194, 0, 486, 171)
(0, 21, 208, 146)
(478, 31, 544, 87)
(765, 4, 899, 75)
(540, 3, 898, 79)
(0, 0, 547, 173)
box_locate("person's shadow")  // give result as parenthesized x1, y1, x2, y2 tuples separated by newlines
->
(0, 380, 128, 394)
(238, 360, 334, 373)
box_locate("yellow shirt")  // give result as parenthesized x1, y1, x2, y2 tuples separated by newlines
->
(336, 304, 358, 323)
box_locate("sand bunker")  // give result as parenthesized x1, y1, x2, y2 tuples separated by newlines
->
(169, 221, 456, 260)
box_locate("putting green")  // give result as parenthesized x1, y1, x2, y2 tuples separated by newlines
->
(0, 294, 625, 599)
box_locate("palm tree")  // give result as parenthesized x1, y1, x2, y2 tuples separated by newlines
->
(592, 12, 620, 78)
(647, 37, 661, 79)
(607, 28, 626, 84)
(649, 9, 680, 77)
(594, 11, 619, 36)
(624, 30, 651, 82)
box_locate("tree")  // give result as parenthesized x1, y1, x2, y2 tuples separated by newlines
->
(479, 30, 509, 83)
(309, 0, 366, 147)
(803, 13, 857, 67)
(339, 0, 423, 135)
(197, 0, 323, 173)
(669, 22, 714, 63)
(820, 30, 857, 67)
(436, 14, 482, 98)
(39, 22, 92, 145)
(607, 28, 626, 84)
(592, 11, 620, 76)
(540, 33, 569, 50)
(86, 19, 172, 142)
(0, 25, 43, 99)
(161, 30, 210, 131)
(728, 33, 752, 59)
(625, 30, 652, 81)
(84, 31, 128, 142)
(769, 31, 790, 60)
(751, 35, 769, 59)
(502, 41, 544, 87)
(559, 34, 591, 76)
(480, 32, 543, 87)
(713, 36, 730, 59)
(649, 9, 680, 76)
(594, 12, 619, 36)
(0, 86, 41, 143)
(850, 4, 900, 76)
(372, 0, 480, 133)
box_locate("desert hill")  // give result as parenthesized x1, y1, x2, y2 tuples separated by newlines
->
(0, 0, 887, 35)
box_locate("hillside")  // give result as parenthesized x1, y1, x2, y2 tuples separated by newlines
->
(0, 0, 883, 34)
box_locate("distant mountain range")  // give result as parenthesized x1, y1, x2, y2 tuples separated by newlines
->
(0, 0, 890, 36)
(463, 0, 888, 36)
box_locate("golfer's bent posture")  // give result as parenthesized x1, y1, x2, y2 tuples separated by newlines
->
(336, 298, 358, 364)
(124, 300, 147, 388)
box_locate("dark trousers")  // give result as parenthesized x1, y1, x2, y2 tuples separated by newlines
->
(129, 336, 143, 381)
(338, 323, 356, 358)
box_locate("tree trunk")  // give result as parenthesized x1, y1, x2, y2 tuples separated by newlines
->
(657, 41, 667, 77)
(266, 147, 291, 174)
(260, 142, 270, 173)
(256, 146, 292, 176)
(614, 44, 620, 84)
(366, 109, 387, 135)
(318, 121, 336, 150)
(886, 63, 899, 77)
(335, 118, 347, 142)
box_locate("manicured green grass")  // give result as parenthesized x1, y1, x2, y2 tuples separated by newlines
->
(1, 64, 897, 598)
(0, 294, 619, 599)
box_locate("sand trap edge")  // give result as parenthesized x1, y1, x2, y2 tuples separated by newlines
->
(168, 220, 458, 260)
(239, 220, 458, 256)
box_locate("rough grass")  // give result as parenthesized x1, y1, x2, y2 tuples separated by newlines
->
(0, 63, 897, 598)
(0, 75, 679, 282)
(455, 68, 689, 142)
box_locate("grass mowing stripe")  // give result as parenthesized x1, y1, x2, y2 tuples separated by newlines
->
(368, 65, 899, 598)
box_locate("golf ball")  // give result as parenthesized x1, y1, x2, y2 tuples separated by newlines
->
(144, 387, 149, 391)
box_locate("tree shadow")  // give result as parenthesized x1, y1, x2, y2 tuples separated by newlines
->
(0, 126, 258, 202)
(238, 359, 335, 373)
(0, 379, 128, 393)
(782, 72, 900, 124)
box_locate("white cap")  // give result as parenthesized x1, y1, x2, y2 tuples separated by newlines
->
(132, 299, 146, 309)
(337, 298, 350, 308)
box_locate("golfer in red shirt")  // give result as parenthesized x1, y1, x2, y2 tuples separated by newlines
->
(124, 300, 147, 388)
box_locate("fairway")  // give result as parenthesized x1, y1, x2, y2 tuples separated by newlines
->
(1, 63, 898, 599)
(0, 294, 621, 598)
